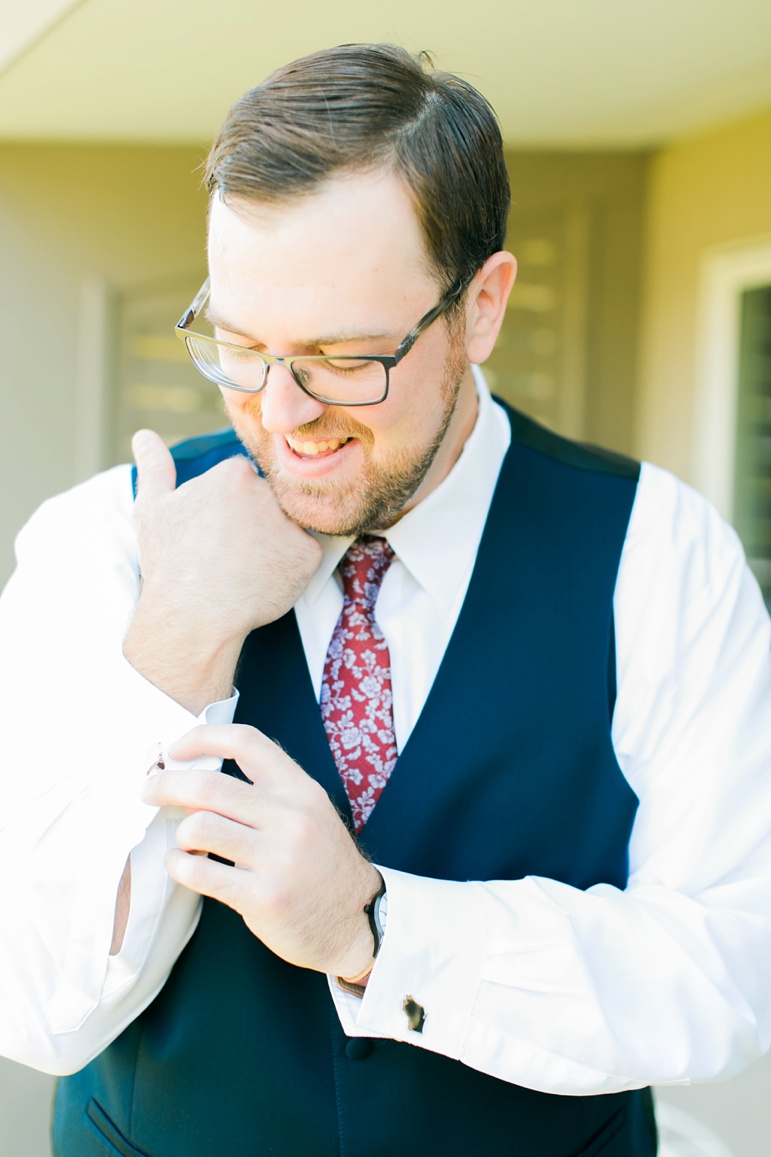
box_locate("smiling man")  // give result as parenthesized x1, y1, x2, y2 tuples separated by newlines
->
(204, 172, 483, 535)
(2, 43, 771, 1157)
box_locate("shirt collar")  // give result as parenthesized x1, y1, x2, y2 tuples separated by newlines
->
(302, 367, 511, 608)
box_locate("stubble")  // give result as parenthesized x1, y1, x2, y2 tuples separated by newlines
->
(227, 333, 468, 536)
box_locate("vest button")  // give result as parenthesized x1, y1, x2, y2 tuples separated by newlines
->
(345, 1038, 373, 1060)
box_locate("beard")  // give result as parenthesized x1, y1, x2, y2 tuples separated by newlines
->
(225, 335, 468, 536)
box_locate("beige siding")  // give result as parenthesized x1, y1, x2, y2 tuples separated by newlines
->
(0, 144, 208, 583)
(637, 105, 771, 478)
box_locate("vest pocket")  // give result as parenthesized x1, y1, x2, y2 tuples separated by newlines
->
(85, 1098, 151, 1157)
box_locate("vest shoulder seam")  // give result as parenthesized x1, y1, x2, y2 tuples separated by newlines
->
(496, 399, 640, 482)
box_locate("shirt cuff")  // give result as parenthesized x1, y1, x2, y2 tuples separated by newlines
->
(44, 680, 239, 1033)
(328, 866, 486, 1060)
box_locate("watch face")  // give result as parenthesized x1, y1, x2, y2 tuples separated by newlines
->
(374, 891, 388, 940)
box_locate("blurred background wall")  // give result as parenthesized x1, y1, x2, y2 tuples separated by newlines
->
(1, 2, 771, 1154)
(639, 105, 771, 475)
(0, 143, 209, 580)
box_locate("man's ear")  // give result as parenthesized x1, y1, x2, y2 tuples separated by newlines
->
(463, 252, 517, 365)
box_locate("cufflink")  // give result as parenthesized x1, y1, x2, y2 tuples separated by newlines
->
(402, 996, 426, 1034)
(144, 742, 166, 777)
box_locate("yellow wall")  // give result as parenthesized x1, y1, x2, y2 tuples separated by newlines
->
(637, 105, 771, 478)
(0, 145, 209, 581)
(493, 151, 647, 453)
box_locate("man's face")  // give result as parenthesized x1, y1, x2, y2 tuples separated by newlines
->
(206, 170, 478, 536)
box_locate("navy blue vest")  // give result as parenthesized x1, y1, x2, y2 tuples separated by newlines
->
(54, 404, 657, 1156)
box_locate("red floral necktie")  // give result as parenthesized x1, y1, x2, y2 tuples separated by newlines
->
(320, 536, 398, 833)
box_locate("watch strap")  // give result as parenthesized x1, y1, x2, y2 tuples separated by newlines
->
(337, 878, 387, 998)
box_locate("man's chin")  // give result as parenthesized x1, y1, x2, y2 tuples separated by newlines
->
(236, 436, 358, 532)
(267, 477, 362, 537)
(270, 477, 410, 537)
(248, 429, 442, 536)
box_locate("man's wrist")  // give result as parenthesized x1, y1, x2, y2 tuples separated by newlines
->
(123, 604, 245, 715)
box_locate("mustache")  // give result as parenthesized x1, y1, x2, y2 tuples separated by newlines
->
(289, 417, 372, 443)
(241, 394, 373, 444)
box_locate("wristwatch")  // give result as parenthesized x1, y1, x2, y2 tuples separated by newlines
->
(337, 879, 387, 998)
(366, 879, 388, 958)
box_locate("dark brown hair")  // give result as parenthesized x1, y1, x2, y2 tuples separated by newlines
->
(205, 44, 510, 296)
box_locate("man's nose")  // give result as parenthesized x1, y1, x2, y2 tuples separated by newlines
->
(258, 362, 328, 434)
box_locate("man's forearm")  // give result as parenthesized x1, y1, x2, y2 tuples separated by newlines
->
(123, 602, 244, 715)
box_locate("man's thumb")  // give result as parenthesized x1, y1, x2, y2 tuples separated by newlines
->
(132, 429, 177, 500)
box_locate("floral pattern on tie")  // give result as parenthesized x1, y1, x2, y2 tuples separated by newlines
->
(320, 536, 398, 833)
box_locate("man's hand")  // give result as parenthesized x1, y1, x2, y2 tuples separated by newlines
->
(123, 430, 322, 713)
(142, 723, 382, 979)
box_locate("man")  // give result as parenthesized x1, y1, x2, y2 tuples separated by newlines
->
(1, 43, 770, 1157)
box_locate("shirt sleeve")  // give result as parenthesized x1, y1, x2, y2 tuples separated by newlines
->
(329, 463, 771, 1094)
(0, 467, 237, 1075)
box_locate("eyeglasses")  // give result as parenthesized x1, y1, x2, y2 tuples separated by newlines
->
(174, 277, 467, 406)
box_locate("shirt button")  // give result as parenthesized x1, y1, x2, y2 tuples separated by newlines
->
(345, 1038, 373, 1060)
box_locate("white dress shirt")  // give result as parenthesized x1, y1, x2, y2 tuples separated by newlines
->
(1, 373, 771, 1095)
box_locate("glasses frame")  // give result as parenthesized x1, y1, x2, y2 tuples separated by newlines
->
(174, 276, 468, 406)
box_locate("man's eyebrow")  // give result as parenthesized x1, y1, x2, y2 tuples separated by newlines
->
(204, 307, 395, 349)
(204, 307, 252, 335)
(302, 330, 395, 347)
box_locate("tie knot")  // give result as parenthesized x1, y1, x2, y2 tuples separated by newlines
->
(340, 536, 394, 609)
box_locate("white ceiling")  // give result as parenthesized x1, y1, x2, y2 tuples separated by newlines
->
(0, 0, 770, 147)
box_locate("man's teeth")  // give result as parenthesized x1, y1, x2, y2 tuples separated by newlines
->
(286, 436, 351, 456)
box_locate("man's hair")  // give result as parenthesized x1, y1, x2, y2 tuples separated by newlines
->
(205, 44, 510, 297)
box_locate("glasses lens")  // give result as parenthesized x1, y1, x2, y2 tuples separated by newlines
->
(184, 335, 266, 392)
(180, 315, 388, 403)
(290, 357, 387, 405)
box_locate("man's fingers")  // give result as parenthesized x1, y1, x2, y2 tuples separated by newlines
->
(142, 767, 254, 814)
(132, 429, 177, 502)
(164, 846, 249, 908)
(166, 723, 300, 786)
(176, 810, 264, 866)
